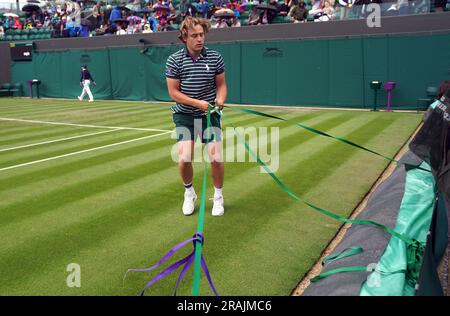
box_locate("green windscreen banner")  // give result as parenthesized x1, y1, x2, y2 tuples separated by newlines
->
(10, 32, 450, 109)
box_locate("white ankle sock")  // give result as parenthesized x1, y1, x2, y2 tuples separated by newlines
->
(185, 184, 195, 195)
(214, 187, 223, 198)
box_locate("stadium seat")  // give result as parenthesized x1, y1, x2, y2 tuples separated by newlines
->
(0, 83, 12, 97)
(416, 86, 438, 111)
(9, 83, 22, 97)
(240, 18, 249, 26)
(12, 35, 21, 41)
(272, 16, 283, 24)
(20, 34, 28, 40)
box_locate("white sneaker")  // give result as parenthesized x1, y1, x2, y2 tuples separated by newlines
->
(77, 96, 82, 101)
(88, 99, 94, 103)
(212, 195, 224, 216)
(182, 190, 197, 216)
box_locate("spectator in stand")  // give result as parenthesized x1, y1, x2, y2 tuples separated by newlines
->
(231, 16, 241, 27)
(180, 0, 189, 15)
(23, 19, 32, 29)
(158, 11, 169, 28)
(93, 1, 102, 28)
(13, 17, 22, 29)
(167, 0, 176, 11)
(289, 0, 309, 22)
(66, 16, 79, 37)
(279, 0, 291, 16)
(319, 0, 335, 20)
(218, 17, 231, 27)
(43, 15, 51, 28)
(127, 19, 136, 34)
(116, 24, 127, 35)
(260, 10, 269, 24)
(267, 0, 279, 23)
(0, 22, 4, 39)
(153, 0, 164, 9)
(60, 16, 68, 37)
(227, 0, 241, 12)
(213, 0, 230, 8)
(185, 3, 198, 16)
(198, 0, 210, 19)
(309, 0, 324, 15)
(248, 6, 261, 25)
(79, 22, 90, 37)
(135, 19, 142, 33)
(4, 16, 12, 29)
(109, 5, 122, 27)
(104, 5, 112, 22)
(434, 0, 447, 12)
(162, 20, 174, 31)
(142, 21, 152, 33)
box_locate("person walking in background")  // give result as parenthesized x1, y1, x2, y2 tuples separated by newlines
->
(78, 64, 96, 102)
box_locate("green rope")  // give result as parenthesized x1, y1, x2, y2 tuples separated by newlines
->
(216, 106, 426, 286)
(322, 246, 364, 266)
(191, 106, 213, 296)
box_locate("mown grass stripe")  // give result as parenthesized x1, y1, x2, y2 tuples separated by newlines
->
(207, 115, 419, 296)
(0, 131, 171, 172)
(0, 129, 119, 153)
(2, 111, 358, 294)
(0, 111, 342, 249)
(0, 110, 420, 294)
(0, 110, 327, 193)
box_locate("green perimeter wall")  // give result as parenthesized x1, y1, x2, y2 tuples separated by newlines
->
(11, 32, 450, 109)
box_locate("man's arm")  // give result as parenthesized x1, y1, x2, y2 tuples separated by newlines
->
(89, 71, 96, 85)
(215, 72, 227, 109)
(166, 78, 209, 111)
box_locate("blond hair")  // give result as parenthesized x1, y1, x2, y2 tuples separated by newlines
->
(178, 16, 211, 43)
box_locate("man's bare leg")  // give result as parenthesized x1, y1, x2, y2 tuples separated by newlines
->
(179, 140, 196, 215)
(209, 141, 225, 216)
(178, 140, 194, 184)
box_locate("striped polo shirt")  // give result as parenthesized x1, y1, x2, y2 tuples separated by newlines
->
(165, 46, 225, 116)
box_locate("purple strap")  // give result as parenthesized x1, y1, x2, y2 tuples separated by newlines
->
(201, 255, 219, 296)
(126, 232, 218, 296)
(173, 252, 195, 296)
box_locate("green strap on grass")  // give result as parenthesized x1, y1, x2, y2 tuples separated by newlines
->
(192, 106, 213, 296)
(312, 246, 406, 282)
(219, 111, 417, 243)
(217, 107, 426, 286)
(322, 246, 364, 266)
(311, 266, 407, 282)
(223, 105, 398, 163)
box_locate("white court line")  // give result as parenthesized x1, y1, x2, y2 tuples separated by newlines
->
(0, 117, 172, 133)
(0, 129, 119, 153)
(0, 130, 173, 172)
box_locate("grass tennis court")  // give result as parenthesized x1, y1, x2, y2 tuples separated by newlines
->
(0, 98, 422, 295)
